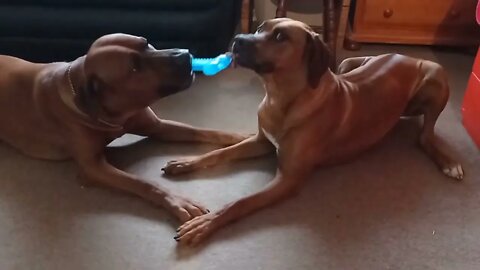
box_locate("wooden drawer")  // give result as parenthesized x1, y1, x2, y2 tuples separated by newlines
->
(358, 0, 475, 28)
(350, 0, 480, 46)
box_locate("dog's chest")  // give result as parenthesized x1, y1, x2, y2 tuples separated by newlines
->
(258, 97, 284, 149)
(261, 127, 279, 149)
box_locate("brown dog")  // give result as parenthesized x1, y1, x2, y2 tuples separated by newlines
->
(0, 33, 248, 222)
(163, 18, 464, 245)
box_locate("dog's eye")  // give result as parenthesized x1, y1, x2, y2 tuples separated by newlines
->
(274, 31, 287, 42)
(255, 27, 265, 34)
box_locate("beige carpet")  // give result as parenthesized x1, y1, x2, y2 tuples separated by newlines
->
(0, 45, 479, 270)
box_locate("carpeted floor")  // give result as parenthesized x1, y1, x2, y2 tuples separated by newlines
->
(0, 45, 479, 270)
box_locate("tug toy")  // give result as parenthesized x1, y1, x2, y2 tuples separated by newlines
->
(191, 53, 233, 76)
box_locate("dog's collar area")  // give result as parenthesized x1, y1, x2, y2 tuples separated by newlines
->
(62, 64, 123, 131)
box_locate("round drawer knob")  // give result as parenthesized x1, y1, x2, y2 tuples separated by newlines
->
(383, 8, 393, 18)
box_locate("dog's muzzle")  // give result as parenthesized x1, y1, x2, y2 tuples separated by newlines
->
(232, 34, 274, 74)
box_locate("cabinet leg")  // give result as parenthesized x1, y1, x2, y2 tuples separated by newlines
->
(276, 0, 287, 17)
(343, 22, 362, 51)
(343, 36, 361, 50)
(323, 0, 342, 71)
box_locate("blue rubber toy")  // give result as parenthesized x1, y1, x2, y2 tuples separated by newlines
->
(191, 53, 233, 76)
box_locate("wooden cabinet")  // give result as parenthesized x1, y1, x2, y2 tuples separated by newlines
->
(346, 0, 480, 47)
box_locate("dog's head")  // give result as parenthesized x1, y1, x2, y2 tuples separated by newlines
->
(232, 18, 331, 89)
(76, 34, 193, 117)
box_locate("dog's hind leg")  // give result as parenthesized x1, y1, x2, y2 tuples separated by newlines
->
(413, 70, 464, 180)
(337, 56, 373, 74)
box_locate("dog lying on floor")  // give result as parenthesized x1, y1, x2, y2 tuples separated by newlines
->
(0, 33, 248, 222)
(162, 18, 464, 246)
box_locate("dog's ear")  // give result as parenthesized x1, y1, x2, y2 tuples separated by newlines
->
(304, 32, 331, 89)
(75, 75, 103, 117)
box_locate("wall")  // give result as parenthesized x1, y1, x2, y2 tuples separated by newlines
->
(254, 0, 324, 27)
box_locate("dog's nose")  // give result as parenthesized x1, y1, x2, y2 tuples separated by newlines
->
(163, 49, 192, 70)
(171, 49, 191, 67)
(233, 34, 254, 50)
(233, 35, 246, 46)
(169, 49, 188, 58)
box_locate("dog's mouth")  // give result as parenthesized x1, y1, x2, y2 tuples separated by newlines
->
(231, 43, 274, 74)
(232, 52, 274, 74)
(230, 41, 245, 69)
(158, 71, 195, 97)
(178, 71, 195, 89)
(230, 44, 239, 69)
(233, 53, 252, 69)
(232, 53, 238, 68)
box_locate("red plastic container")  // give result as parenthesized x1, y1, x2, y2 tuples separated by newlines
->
(461, 1, 480, 149)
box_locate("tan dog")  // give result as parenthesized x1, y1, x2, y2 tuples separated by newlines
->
(163, 18, 464, 245)
(0, 33, 247, 222)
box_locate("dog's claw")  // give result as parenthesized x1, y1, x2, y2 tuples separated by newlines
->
(442, 164, 464, 181)
(175, 213, 218, 246)
(162, 158, 198, 175)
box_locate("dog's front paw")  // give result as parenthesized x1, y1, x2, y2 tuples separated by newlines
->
(162, 158, 199, 176)
(442, 163, 464, 181)
(174, 213, 219, 246)
(164, 194, 209, 223)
